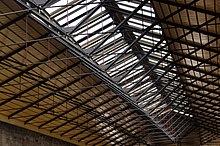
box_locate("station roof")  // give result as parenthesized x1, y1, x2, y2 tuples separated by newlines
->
(0, 0, 219, 145)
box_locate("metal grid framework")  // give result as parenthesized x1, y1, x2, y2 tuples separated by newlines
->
(199, 128, 220, 145)
(40, 0, 194, 142)
(0, 0, 219, 145)
(0, 0, 172, 145)
(201, 136, 220, 146)
(150, 0, 220, 143)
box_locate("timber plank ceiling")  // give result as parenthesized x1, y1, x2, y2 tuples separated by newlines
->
(151, 0, 220, 143)
(0, 0, 219, 145)
(0, 0, 171, 145)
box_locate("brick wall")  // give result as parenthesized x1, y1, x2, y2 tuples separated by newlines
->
(0, 121, 76, 146)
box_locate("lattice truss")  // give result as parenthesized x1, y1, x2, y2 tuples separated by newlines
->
(0, 0, 219, 145)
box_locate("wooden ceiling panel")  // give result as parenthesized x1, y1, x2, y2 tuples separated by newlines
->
(151, 0, 220, 140)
